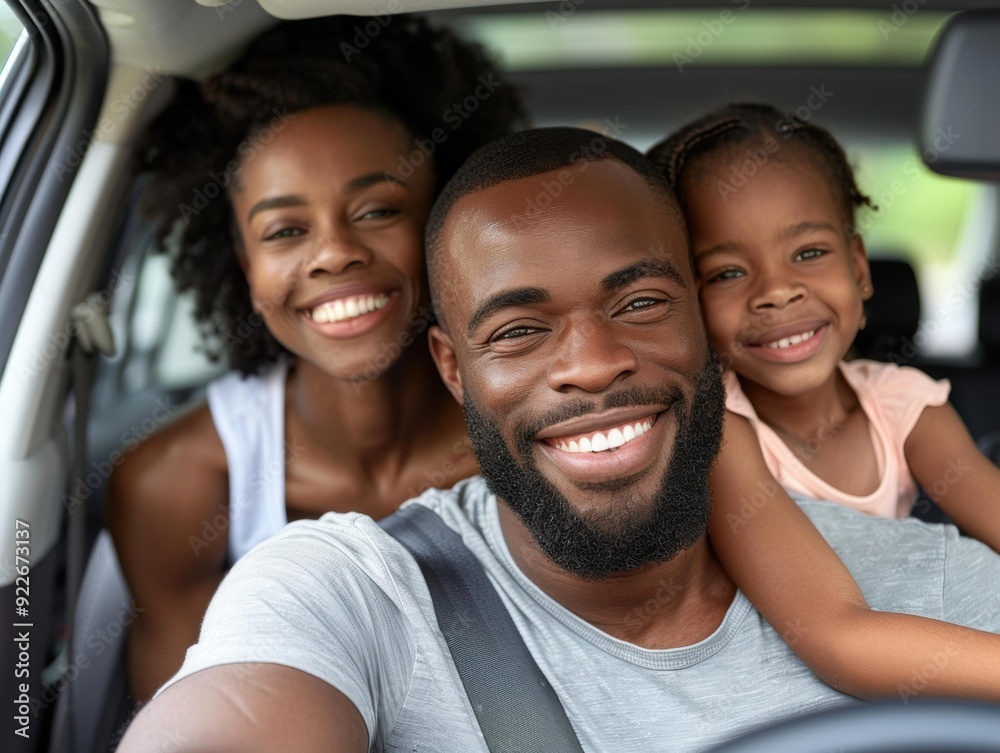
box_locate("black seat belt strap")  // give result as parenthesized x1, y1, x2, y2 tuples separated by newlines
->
(380, 504, 585, 753)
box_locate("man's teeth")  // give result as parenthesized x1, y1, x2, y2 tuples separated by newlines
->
(310, 294, 390, 324)
(763, 329, 816, 349)
(553, 418, 654, 454)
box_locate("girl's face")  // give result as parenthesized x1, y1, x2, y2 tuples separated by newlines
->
(683, 150, 871, 400)
(229, 105, 435, 381)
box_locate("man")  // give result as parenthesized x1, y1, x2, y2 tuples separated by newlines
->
(120, 129, 1000, 753)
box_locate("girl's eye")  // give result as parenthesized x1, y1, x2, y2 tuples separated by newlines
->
(795, 247, 827, 261)
(263, 227, 303, 241)
(704, 267, 744, 284)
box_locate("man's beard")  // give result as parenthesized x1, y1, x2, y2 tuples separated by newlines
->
(464, 350, 726, 579)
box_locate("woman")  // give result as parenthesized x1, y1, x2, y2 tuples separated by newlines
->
(109, 15, 526, 702)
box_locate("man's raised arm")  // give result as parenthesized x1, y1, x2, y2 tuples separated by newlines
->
(118, 664, 368, 753)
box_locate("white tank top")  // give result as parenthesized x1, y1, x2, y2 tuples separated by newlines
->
(205, 360, 290, 562)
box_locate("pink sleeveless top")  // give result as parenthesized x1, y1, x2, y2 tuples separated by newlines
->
(725, 360, 950, 519)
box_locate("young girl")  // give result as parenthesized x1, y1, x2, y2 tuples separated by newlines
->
(649, 103, 1000, 698)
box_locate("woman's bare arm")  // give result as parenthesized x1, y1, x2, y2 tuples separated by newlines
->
(107, 403, 230, 702)
(710, 410, 1000, 699)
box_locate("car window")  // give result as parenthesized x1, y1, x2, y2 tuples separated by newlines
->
(851, 145, 994, 357)
(454, 8, 950, 70)
(0, 3, 23, 68)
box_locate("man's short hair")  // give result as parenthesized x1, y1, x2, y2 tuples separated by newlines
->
(425, 127, 687, 328)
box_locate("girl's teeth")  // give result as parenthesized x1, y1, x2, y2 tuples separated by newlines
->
(765, 330, 814, 349)
(554, 418, 655, 454)
(310, 293, 390, 324)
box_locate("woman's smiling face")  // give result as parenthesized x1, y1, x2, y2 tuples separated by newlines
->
(229, 104, 435, 381)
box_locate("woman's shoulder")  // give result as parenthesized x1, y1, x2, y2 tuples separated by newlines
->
(108, 400, 230, 529)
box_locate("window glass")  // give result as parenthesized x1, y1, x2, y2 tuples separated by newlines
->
(849, 145, 992, 356)
(0, 3, 23, 69)
(457, 9, 950, 70)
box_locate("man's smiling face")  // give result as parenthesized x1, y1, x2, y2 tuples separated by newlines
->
(430, 157, 726, 578)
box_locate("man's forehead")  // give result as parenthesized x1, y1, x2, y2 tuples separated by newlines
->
(447, 160, 663, 228)
(437, 161, 691, 290)
(431, 167, 693, 338)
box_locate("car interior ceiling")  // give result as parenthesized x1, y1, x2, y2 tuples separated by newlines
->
(17, 2, 999, 752)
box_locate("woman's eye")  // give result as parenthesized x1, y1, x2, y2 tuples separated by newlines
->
(264, 227, 303, 241)
(358, 207, 399, 221)
(795, 247, 827, 261)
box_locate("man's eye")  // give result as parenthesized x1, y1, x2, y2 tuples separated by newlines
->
(624, 297, 660, 311)
(492, 326, 537, 342)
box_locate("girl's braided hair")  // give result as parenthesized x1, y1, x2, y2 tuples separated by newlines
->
(647, 103, 875, 223)
(135, 15, 527, 376)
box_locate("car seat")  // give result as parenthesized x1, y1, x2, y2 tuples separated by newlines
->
(48, 532, 134, 753)
(923, 274, 1000, 443)
(852, 256, 921, 363)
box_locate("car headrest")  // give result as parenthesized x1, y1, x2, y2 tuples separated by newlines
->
(853, 257, 921, 361)
(922, 10, 1000, 180)
(979, 274, 1000, 358)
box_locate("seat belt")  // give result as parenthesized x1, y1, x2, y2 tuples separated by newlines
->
(67, 293, 116, 643)
(51, 293, 117, 753)
(380, 504, 585, 753)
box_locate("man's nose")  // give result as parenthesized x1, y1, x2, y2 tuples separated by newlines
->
(546, 314, 639, 393)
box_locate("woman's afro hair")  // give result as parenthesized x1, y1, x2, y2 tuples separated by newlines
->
(135, 15, 527, 375)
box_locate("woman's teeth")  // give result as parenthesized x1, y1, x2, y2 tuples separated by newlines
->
(310, 294, 389, 324)
(552, 417, 654, 454)
(762, 329, 816, 349)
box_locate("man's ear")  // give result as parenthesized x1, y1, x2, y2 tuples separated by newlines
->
(428, 325, 464, 404)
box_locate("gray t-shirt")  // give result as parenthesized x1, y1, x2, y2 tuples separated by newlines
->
(169, 476, 1000, 752)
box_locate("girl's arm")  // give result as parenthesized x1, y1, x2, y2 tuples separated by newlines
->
(904, 402, 1000, 554)
(710, 410, 1000, 700)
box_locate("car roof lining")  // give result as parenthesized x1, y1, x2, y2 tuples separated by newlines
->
(100, 0, 1000, 77)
